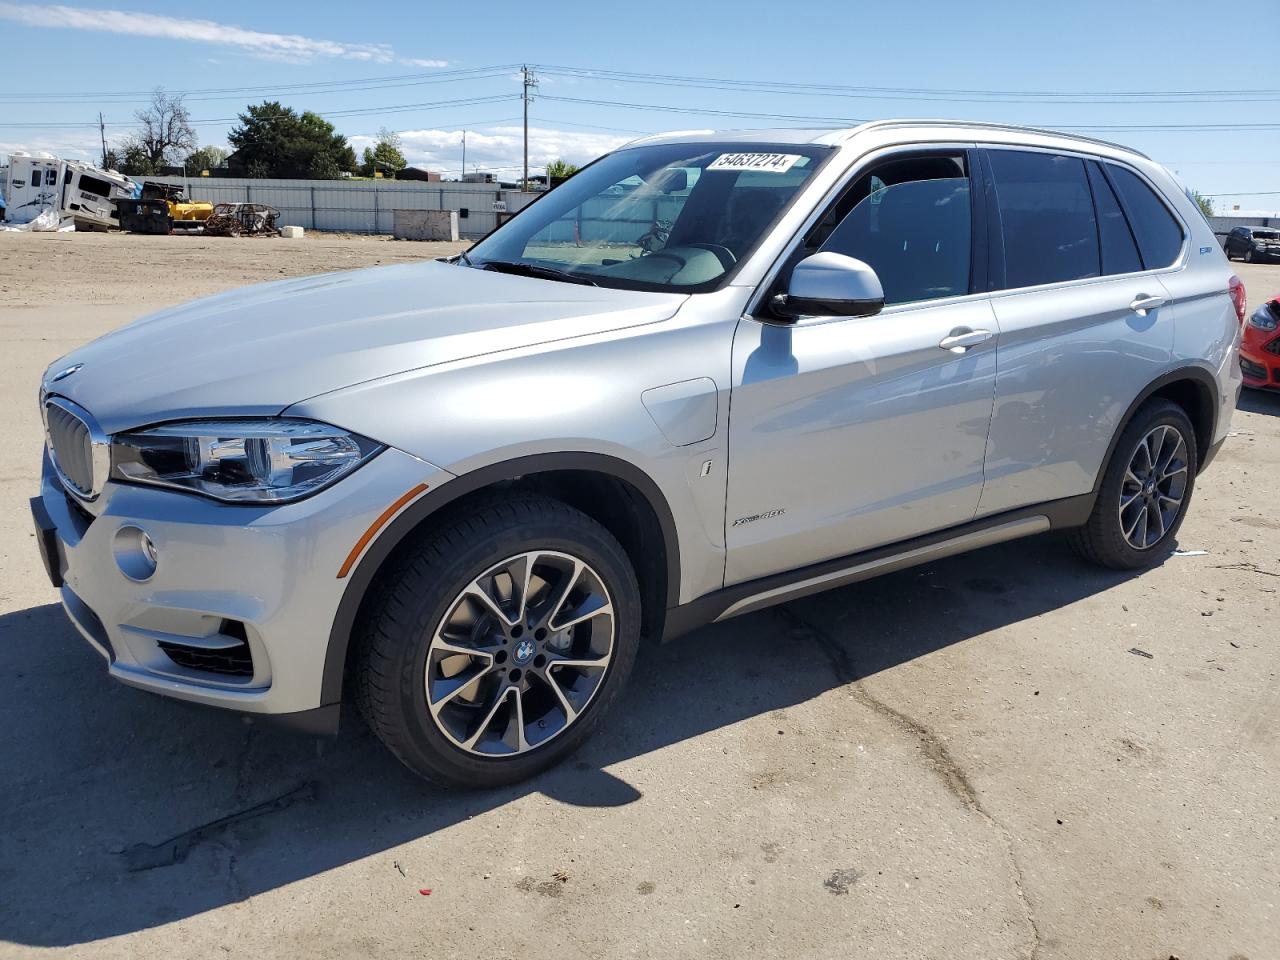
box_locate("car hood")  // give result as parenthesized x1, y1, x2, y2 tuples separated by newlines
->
(45, 260, 686, 434)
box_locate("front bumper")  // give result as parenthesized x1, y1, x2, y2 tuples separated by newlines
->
(34, 446, 451, 720)
(1241, 327, 1280, 390)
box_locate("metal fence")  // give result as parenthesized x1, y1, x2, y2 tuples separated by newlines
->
(148, 176, 505, 237)
(1209, 214, 1280, 233)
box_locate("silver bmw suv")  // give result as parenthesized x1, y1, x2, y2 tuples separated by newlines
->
(32, 121, 1243, 787)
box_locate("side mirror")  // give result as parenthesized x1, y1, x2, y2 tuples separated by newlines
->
(772, 252, 884, 320)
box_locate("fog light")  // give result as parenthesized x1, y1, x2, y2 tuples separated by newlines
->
(113, 525, 158, 581)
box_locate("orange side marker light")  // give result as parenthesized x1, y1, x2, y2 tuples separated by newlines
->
(337, 482, 429, 578)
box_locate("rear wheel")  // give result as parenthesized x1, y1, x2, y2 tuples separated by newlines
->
(354, 495, 640, 788)
(1069, 399, 1197, 569)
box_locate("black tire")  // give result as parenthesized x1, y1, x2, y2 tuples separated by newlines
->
(354, 494, 641, 788)
(1068, 399, 1198, 570)
(1245, 247, 1255, 263)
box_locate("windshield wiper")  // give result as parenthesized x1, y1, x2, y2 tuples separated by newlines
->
(475, 259, 598, 286)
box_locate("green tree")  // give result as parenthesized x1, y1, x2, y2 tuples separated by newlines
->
(545, 158, 580, 180)
(360, 128, 407, 177)
(1188, 189, 1214, 219)
(227, 101, 357, 179)
(184, 145, 228, 172)
(115, 139, 158, 177)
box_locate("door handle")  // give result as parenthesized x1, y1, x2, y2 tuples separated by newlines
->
(938, 328, 994, 353)
(1129, 294, 1167, 316)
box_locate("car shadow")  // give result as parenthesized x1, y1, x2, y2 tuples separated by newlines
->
(0, 532, 1147, 947)
(1238, 386, 1280, 416)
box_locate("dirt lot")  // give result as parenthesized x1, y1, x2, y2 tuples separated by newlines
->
(1, 233, 1278, 959)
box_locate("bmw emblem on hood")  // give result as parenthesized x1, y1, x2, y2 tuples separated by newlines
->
(50, 363, 83, 383)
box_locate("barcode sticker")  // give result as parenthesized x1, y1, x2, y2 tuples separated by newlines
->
(707, 153, 802, 174)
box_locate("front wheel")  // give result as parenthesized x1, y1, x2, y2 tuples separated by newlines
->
(354, 495, 641, 788)
(1068, 399, 1197, 570)
(1245, 247, 1255, 263)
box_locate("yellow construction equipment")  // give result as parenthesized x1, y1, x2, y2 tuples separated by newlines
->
(116, 182, 214, 234)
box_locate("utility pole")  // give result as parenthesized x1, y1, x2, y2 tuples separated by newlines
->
(98, 112, 108, 169)
(461, 129, 466, 181)
(521, 65, 537, 191)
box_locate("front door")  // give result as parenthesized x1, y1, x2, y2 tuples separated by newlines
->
(724, 149, 998, 585)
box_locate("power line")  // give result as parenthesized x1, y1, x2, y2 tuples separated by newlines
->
(0, 64, 521, 104)
(0, 95, 523, 131)
(535, 64, 1280, 101)
(540, 94, 1280, 133)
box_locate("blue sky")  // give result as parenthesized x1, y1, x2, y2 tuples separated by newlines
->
(1, 0, 1277, 210)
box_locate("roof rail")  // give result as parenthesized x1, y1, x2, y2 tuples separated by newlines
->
(843, 119, 1151, 160)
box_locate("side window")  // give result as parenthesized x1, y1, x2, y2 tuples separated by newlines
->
(78, 174, 113, 197)
(987, 150, 1098, 288)
(1086, 161, 1142, 276)
(1105, 165, 1184, 269)
(810, 154, 972, 306)
(30, 169, 41, 187)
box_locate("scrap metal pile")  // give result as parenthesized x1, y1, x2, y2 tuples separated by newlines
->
(202, 202, 281, 238)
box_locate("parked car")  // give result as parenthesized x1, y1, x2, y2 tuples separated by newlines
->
(32, 121, 1243, 787)
(1240, 296, 1280, 389)
(1224, 225, 1280, 263)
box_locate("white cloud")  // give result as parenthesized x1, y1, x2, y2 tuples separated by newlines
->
(6, 124, 632, 182)
(401, 57, 450, 68)
(0, 3, 446, 65)
(356, 125, 633, 175)
(1, 135, 100, 163)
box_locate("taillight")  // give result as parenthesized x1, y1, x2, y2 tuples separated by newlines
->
(1228, 275, 1247, 324)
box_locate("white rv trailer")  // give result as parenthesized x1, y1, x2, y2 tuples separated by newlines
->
(2, 153, 137, 229)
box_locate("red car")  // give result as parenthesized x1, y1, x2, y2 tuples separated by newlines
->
(1241, 295, 1280, 390)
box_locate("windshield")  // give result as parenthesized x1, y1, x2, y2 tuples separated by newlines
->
(466, 142, 833, 292)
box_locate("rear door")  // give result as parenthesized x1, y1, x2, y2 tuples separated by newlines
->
(724, 148, 999, 585)
(976, 148, 1177, 517)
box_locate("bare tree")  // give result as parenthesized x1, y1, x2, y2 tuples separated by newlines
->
(133, 87, 197, 170)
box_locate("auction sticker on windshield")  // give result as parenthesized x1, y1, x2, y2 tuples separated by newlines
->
(707, 153, 802, 174)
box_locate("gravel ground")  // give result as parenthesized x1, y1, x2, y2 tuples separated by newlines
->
(1, 234, 1277, 959)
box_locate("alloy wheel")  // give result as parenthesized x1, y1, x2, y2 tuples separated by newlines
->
(1118, 424, 1189, 550)
(424, 550, 615, 756)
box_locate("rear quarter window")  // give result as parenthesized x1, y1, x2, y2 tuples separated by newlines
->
(1105, 165, 1184, 269)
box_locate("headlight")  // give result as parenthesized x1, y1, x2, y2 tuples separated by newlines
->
(1249, 303, 1279, 332)
(111, 419, 383, 503)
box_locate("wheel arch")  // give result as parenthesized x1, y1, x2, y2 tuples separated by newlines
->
(320, 452, 680, 707)
(1093, 365, 1220, 497)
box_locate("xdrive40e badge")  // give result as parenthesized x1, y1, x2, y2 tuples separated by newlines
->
(732, 508, 786, 527)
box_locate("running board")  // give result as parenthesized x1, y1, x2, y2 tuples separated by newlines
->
(714, 515, 1050, 622)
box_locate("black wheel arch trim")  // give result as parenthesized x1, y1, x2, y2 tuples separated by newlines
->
(320, 451, 680, 707)
(1092, 365, 1220, 497)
